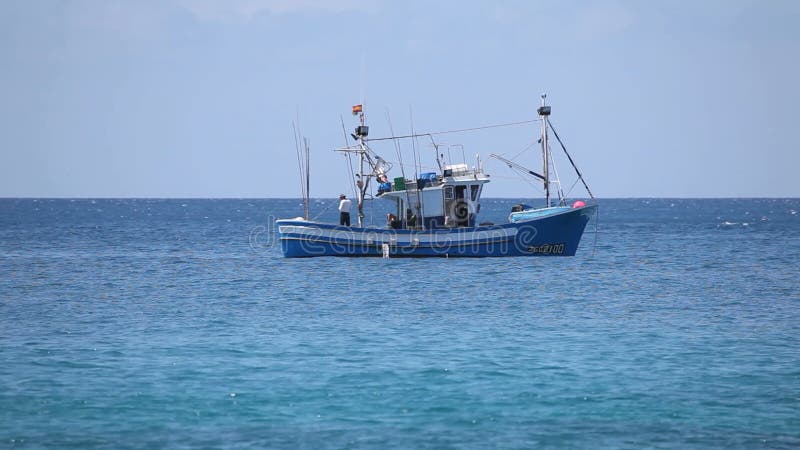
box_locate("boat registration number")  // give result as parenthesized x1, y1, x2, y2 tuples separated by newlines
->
(527, 243, 565, 255)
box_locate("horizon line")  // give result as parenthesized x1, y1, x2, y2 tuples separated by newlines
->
(2, 196, 799, 200)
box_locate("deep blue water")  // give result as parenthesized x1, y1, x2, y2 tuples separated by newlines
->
(1, 198, 799, 449)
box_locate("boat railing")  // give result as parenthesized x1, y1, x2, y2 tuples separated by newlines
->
(395, 168, 485, 190)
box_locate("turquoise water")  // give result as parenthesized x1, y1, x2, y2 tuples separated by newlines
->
(1, 198, 799, 449)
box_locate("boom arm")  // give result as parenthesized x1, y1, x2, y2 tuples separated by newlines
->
(489, 153, 546, 181)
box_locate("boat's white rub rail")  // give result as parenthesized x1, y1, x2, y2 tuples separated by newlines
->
(278, 225, 518, 246)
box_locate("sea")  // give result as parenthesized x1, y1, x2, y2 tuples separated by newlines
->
(1, 198, 798, 449)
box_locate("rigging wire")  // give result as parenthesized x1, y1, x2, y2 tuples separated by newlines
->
(408, 105, 419, 180)
(386, 110, 413, 224)
(564, 177, 581, 199)
(409, 106, 425, 228)
(345, 153, 357, 199)
(547, 141, 566, 204)
(592, 206, 599, 257)
(511, 168, 543, 191)
(292, 122, 302, 192)
(409, 107, 419, 178)
(486, 156, 543, 192)
(508, 140, 539, 162)
(340, 115, 359, 200)
(547, 118, 594, 199)
(366, 118, 540, 142)
(292, 119, 309, 220)
(394, 162, 439, 172)
(305, 137, 311, 216)
(311, 200, 336, 221)
(386, 111, 404, 169)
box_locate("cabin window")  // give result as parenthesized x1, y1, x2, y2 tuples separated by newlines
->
(470, 185, 480, 201)
(444, 186, 454, 200)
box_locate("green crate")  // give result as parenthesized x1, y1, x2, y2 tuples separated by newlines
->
(393, 177, 406, 191)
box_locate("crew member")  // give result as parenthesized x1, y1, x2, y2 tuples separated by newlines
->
(338, 194, 352, 226)
(387, 213, 401, 229)
(406, 208, 417, 228)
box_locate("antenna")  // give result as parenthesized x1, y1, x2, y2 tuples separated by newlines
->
(386, 110, 414, 229)
(409, 106, 425, 229)
(360, 53, 366, 119)
(292, 116, 310, 220)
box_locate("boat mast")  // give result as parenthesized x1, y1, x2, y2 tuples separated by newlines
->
(355, 107, 369, 227)
(303, 138, 310, 220)
(292, 120, 311, 220)
(537, 94, 551, 207)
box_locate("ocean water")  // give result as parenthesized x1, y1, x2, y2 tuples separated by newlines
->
(1, 198, 799, 449)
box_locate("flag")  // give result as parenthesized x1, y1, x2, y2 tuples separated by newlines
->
(352, 104, 363, 115)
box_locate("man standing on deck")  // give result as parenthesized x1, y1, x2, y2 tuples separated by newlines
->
(338, 194, 352, 226)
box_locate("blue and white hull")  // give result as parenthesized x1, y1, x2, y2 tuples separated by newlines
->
(276, 205, 596, 258)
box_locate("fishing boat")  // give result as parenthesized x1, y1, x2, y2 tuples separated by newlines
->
(276, 95, 597, 257)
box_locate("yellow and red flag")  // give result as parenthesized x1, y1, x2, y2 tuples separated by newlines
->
(352, 104, 363, 115)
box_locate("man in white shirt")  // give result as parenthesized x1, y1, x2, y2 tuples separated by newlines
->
(338, 194, 352, 226)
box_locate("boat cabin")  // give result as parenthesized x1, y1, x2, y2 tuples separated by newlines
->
(377, 163, 490, 230)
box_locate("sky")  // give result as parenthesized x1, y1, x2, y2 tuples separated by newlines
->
(1, 0, 798, 198)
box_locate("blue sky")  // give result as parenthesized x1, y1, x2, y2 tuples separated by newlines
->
(1, 0, 798, 198)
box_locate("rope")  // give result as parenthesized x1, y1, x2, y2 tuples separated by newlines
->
(366, 118, 540, 142)
(547, 118, 594, 199)
(548, 142, 566, 204)
(592, 205, 599, 257)
(311, 199, 337, 221)
(512, 169, 542, 191)
(564, 178, 580, 198)
(508, 140, 538, 161)
(386, 111, 414, 222)
(344, 153, 357, 199)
